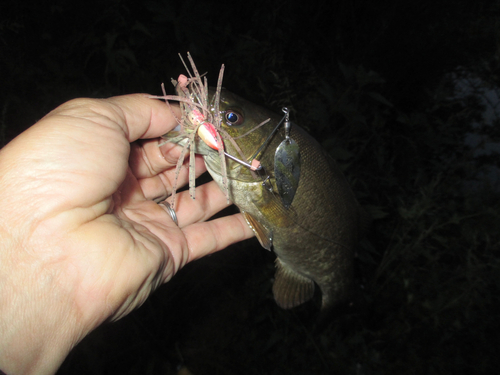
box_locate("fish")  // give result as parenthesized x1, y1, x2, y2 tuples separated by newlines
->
(156, 57, 366, 312)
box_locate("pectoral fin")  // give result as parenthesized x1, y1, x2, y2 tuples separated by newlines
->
(272, 258, 315, 309)
(242, 211, 273, 251)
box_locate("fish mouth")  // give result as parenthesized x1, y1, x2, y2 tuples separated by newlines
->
(163, 130, 261, 182)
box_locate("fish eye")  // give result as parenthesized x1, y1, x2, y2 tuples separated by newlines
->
(225, 110, 244, 126)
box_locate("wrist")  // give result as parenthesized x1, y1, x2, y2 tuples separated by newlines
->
(0, 226, 89, 375)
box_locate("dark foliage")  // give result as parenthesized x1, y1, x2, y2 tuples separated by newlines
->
(1, 0, 499, 373)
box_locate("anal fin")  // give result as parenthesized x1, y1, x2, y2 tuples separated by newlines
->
(272, 258, 315, 309)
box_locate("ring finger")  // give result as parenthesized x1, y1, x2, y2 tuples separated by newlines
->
(158, 180, 233, 227)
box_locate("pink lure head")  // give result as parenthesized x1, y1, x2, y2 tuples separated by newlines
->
(250, 159, 261, 171)
(189, 108, 206, 125)
(177, 74, 189, 88)
(198, 122, 223, 151)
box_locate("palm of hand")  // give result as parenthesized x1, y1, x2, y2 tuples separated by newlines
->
(0, 94, 253, 336)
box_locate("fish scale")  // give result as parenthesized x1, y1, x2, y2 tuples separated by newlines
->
(196, 89, 366, 312)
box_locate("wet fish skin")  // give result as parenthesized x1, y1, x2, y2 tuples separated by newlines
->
(167, 88, 365, 311)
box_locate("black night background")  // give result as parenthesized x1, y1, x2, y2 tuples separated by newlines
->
(1, 0, 499, 374)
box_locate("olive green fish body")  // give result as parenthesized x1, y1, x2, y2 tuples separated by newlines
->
(198, 89, 363, 311)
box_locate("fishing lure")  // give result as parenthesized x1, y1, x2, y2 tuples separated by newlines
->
(150, 53, 300, 211)
(149, 53, 228, 209)
(274, 107, 301, 209)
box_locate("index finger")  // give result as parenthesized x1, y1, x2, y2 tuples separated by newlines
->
(104, 94, 181, 142)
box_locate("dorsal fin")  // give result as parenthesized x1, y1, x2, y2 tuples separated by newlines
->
(272, 258, 315, 309)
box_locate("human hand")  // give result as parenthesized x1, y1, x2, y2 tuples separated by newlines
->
(0, 94, 254, 375)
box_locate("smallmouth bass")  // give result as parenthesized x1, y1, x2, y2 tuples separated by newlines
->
(158, 58, 366, 312)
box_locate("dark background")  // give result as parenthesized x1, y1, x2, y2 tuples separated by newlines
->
(1, 0, 499, 374)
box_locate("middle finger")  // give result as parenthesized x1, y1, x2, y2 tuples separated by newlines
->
(131, 139, 207, 201)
